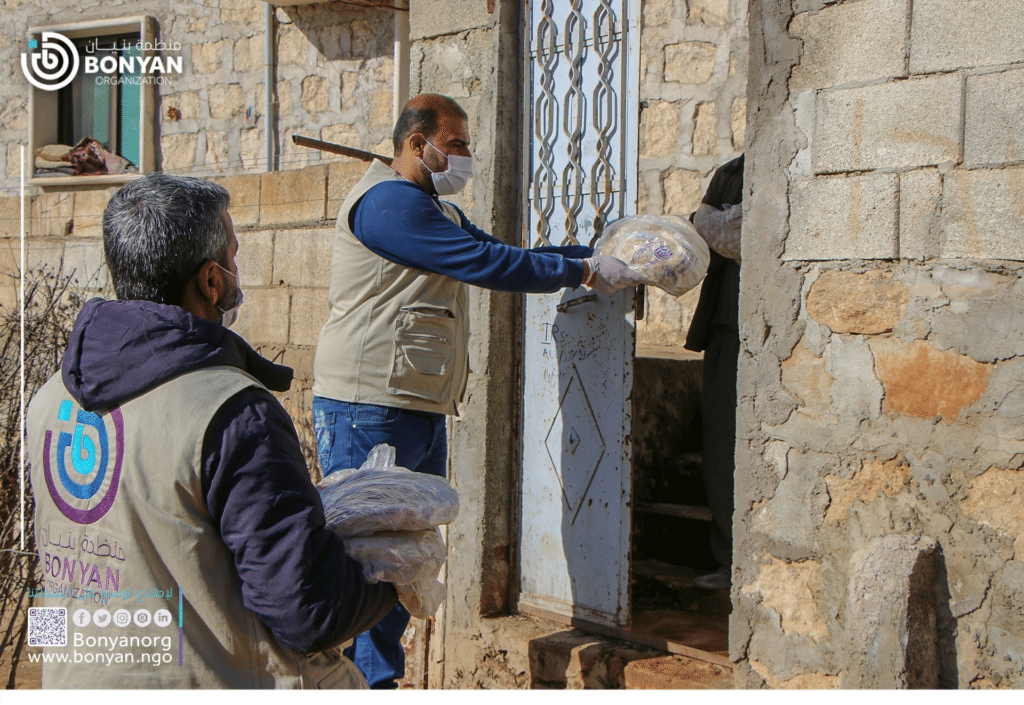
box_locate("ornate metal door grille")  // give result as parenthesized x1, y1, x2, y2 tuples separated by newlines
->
(527, 0, 634, 249)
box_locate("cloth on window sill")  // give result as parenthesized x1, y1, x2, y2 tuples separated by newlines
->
(34, 138, 135, 176)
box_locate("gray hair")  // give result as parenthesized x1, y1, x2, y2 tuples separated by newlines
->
(102, 173, 231, 305)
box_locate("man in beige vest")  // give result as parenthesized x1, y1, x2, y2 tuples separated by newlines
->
(28, 173, 396, 688)
(312, 94, 644, 688)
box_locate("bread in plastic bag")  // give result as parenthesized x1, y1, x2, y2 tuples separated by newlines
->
(315, 444, 458, 619)
(342, 528, 447, 585)
(316, 452, 459, 538)
(396, 579, 446, 619)
(595, 214, 710, 297)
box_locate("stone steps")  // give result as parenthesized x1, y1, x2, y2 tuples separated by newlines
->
(527, 626, 731, 690)
(623, 655, 734, 689)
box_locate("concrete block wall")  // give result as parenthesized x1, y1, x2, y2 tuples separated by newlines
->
(785, 0, 1024, 262)
(636, 0, 747, 347)
(1, 0, 395, 187)
(0, 189, 113, 316)
(738, 0, 1024, 689)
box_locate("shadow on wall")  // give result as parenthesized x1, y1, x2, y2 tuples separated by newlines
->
(935, 549, 958, 689)
(911, 542, 958, 688)
(275, 4, 397, 163)
(846, 534, 958, 689)
(282, 4, 394, 64)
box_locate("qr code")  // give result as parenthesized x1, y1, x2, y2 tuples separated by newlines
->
(28, 607, 67, 647)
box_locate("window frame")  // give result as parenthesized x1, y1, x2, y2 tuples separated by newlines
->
(27, 16, 157, 187)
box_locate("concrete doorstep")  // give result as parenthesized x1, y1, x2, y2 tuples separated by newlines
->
(623, 655, 734, 690)
(527, 628, 733, 689)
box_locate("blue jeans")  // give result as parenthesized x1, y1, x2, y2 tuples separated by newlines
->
(312, 396, 447, 689)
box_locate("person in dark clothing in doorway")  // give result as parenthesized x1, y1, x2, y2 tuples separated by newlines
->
(685, 154, 744, 591)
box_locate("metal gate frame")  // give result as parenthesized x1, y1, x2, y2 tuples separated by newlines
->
(516, 0, 640, 628)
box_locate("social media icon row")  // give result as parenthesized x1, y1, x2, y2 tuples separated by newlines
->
(73, 608, 173, 628)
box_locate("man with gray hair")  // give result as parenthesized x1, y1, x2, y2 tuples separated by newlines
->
(27, 173, 396, 688)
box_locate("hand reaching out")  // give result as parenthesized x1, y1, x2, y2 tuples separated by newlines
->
(584, 255, 648, 294)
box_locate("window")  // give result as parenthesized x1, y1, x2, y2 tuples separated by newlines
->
(28, 17, 157, 187)
(59, 33, 143, 169)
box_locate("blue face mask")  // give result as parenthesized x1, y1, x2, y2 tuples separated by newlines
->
(214, 262, 243, 328)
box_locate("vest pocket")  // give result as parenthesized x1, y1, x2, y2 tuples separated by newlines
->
(302, 648, 368, 689)
(389, 306, 456, 403)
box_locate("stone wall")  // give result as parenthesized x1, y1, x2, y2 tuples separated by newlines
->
(0, 187, 112, 315)
(737, 0, 1024, 689)
(163, 2, 395, 176)
(0, 0, 395, 187)
(1, 0, 399, 459)
(636, 0, 747, 347)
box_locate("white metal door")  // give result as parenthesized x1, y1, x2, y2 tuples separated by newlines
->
(519, 0, 639, 627)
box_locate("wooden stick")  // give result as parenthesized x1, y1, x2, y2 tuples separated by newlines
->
(291, 135, 392, 166)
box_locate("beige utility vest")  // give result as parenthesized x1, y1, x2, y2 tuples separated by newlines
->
(28, 367, 365, 689)
(313, 160, 469, 416)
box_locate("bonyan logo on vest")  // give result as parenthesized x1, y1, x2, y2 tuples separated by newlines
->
(43, 400, 124, 524)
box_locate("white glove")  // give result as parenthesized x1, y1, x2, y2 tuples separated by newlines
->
(584, 255, 648, 294)
(692, 202, 742, 262)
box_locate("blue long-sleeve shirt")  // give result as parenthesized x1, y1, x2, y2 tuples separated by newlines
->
(352, 180, 593, 293)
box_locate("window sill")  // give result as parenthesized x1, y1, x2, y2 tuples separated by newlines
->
(29, 173, 142, 188)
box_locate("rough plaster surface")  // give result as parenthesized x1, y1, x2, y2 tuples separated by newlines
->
(963, 468, 1024, 560)
(742, 555, 829, 642)
(749, 449, 830, 552)
(738, 551, 844, 683)
(741, 0, 1024, 690)
(748, 659, 839, 689)
(825, 457, 912, 525)
(780, 341, 833, 416)
(746, 262, 1024, 687)
(734, 6, 804, 680)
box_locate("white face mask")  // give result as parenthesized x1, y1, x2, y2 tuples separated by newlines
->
(214, 262, 244, 328)
(421, 139, 473, 196)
